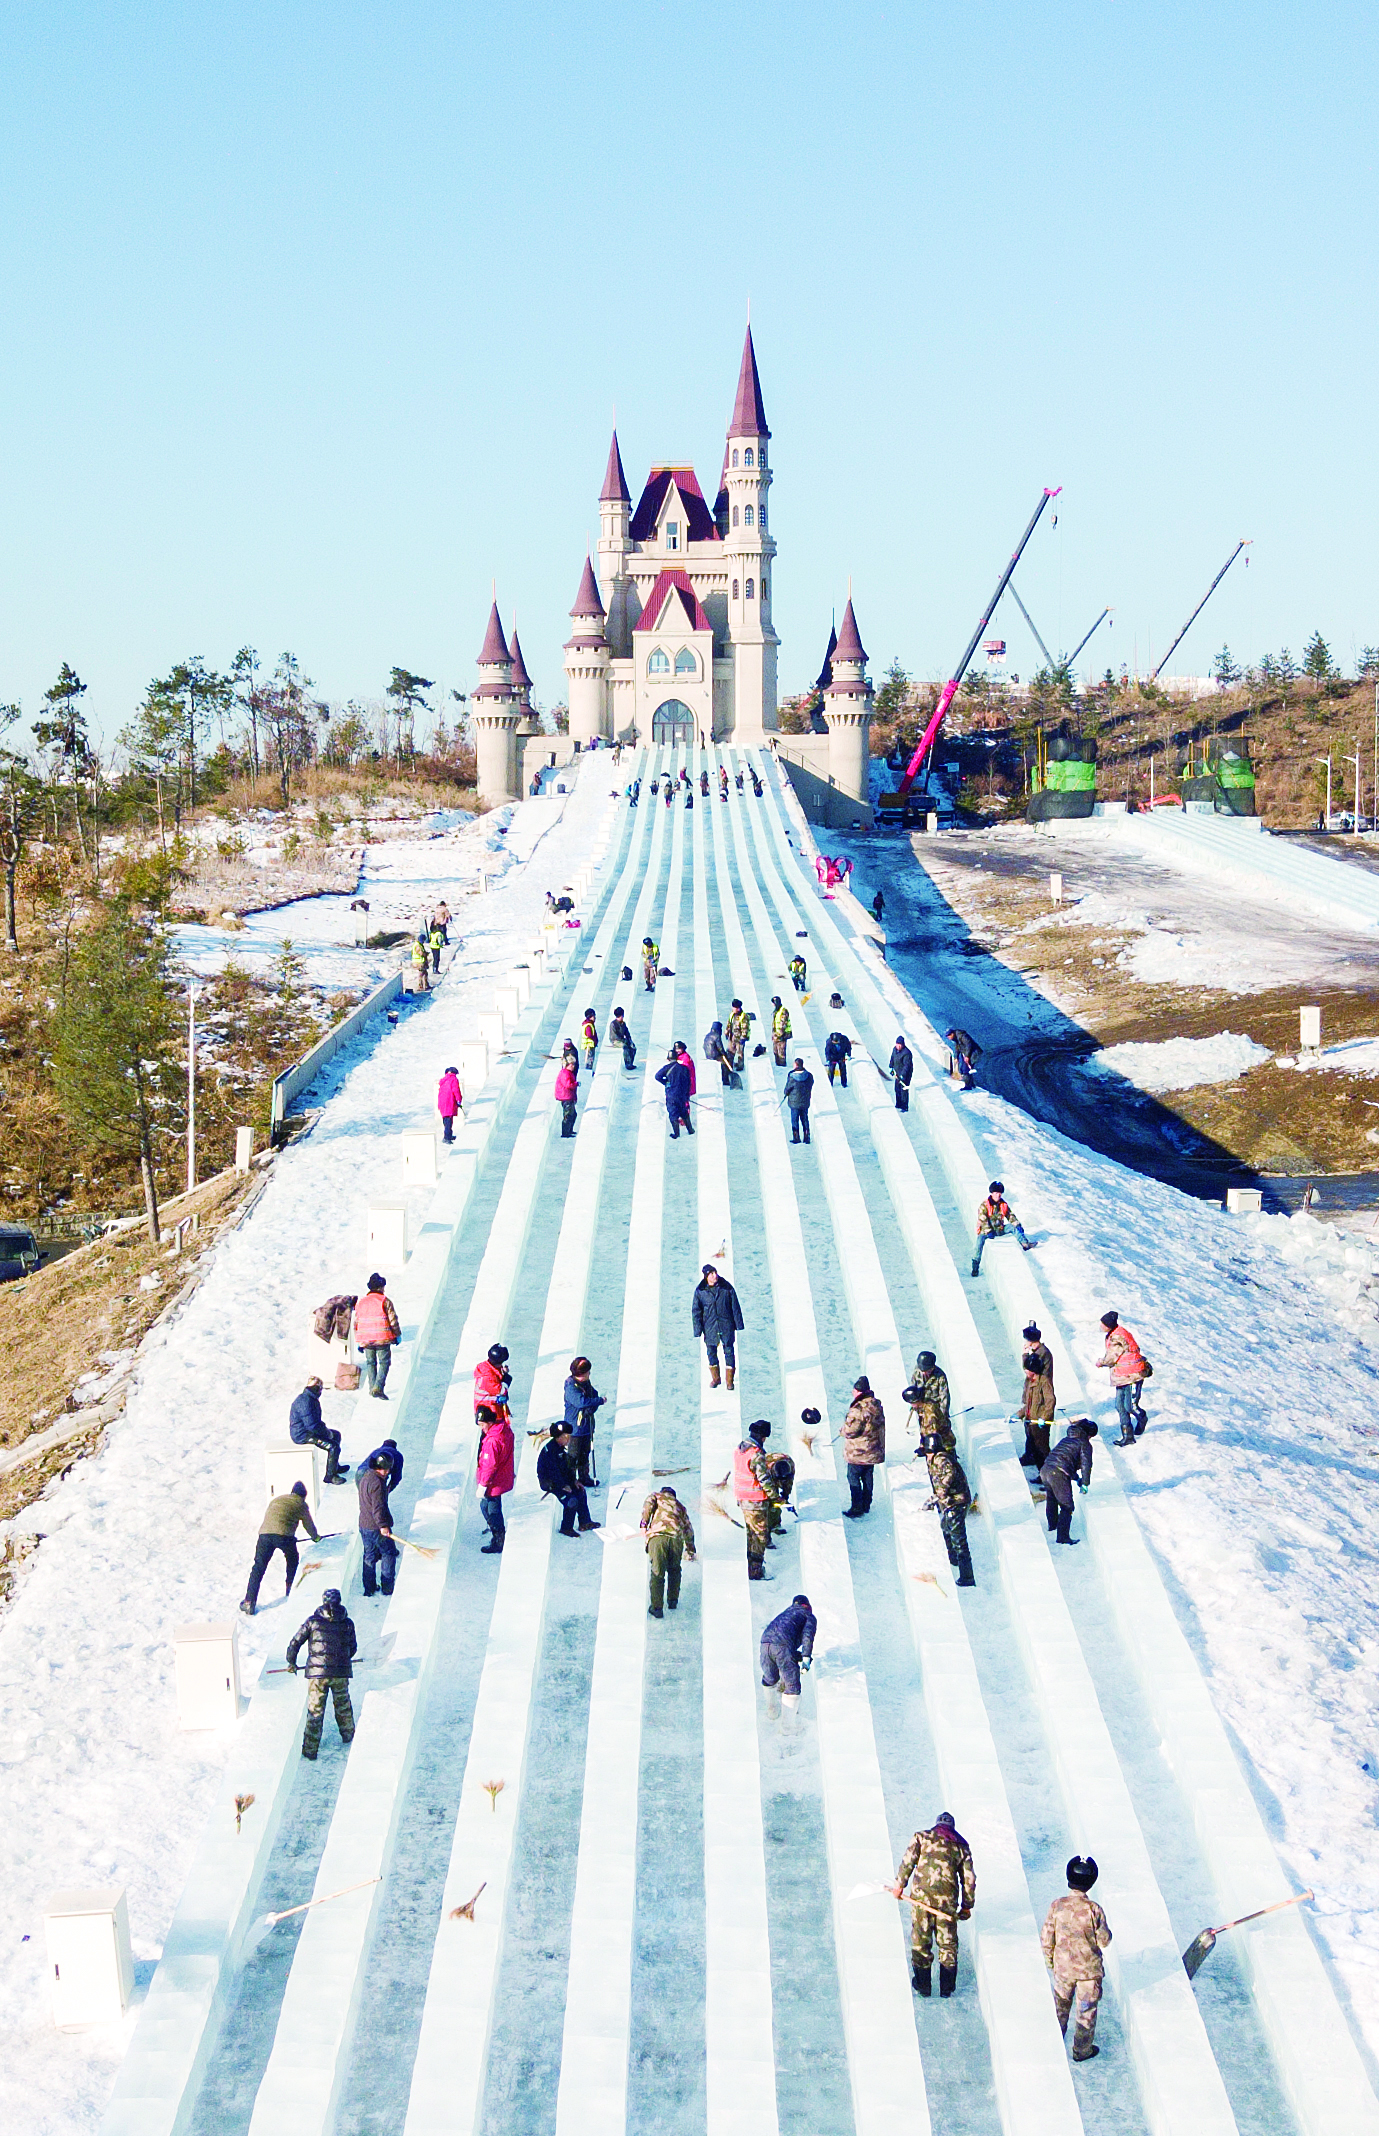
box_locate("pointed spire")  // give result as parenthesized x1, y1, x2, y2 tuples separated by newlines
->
(815, 624, 838, 693)
(508, 627, 532, 692)
(834, 598, 866, 665)
(600, 430, 631, 504)
(728, 325, 770, 439)
(477, 601, 510, 667)
(569, 556, 606, 619)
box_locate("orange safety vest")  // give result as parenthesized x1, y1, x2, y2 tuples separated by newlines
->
(734, 1443, 767, 1504)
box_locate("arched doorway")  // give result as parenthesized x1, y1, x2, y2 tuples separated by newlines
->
(651, 699, 694, 743)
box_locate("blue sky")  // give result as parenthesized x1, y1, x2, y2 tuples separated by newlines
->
(1, 0, 1374, 746)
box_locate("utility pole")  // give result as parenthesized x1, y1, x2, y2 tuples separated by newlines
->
(1316, 755, 1333, 831)
(187, 983, 197, 1195)
(1345, 749, 1362, 837)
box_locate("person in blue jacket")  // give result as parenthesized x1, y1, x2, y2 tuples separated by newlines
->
(655, 1048, 694, 1140)
(563, 1356, 606, 1488)
(289, 1377, 347, 1484)
(357, 1437, 404, 1490)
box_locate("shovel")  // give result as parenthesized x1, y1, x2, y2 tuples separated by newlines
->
(1182, 1889, 1313, 1978)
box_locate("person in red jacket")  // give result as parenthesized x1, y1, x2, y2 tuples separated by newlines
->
(355, 1272, 401, 1399)
(555, 1052, 579, 1138)
(476, 1402, 515, 1554)
(473, 1343, 511, 1420)
(674, 1039, 697, 1096)
(437, 1066, 463, 1144)
(1099, 1311, 1149, 1445)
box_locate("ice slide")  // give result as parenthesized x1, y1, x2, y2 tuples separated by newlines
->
(103, 750, 1378, 2136)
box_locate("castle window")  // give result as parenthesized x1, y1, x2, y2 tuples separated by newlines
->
(744, 448, 754, 466)
(666, 522, 679, 552)
(648, 648, 670, 675)
(731, 449, 739, 468)
(732, 579, 739, 600)
(758, 505, 766, 531)
(744, 505, 754, 526)
(758, 445, 766, 468)
(761, 577, 768, 602)
(745, 578, 755, 601)
(732, 506, 739, 528)
(674, 648, 698, 676)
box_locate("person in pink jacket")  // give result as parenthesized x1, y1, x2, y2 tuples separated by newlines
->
(555, 1050, 579, 1139)
(1099, 1311, 1149, 1446)
(437, 1066, 463, 1144)
(476, 1402, 515, 1553)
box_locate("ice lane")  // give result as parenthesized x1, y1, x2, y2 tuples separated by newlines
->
(164, 746, 1363, 2136)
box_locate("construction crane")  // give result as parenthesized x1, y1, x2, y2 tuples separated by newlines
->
(1069, 606, 1112, 667)
(1006, 582, 1055, 671)
(1150, 542, 1251, 682)
(894, 486, 1062, 795)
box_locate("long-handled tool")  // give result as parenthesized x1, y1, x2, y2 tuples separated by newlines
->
(1182, 1889, 1313, 1979)
(248, 1875, 382, 1949)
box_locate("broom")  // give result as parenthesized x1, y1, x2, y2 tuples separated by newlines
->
(1182, 1890, 1313, 1978)
(248, 1875, 382, 1948)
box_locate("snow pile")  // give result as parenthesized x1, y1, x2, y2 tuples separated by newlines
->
(1282, 1036, 1379, 1076)
(1082, 1032, 1272, 1093)
(1245, 1209, 1379, 1341)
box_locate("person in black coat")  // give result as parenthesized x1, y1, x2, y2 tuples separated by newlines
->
(784, 1059, 814, 1144)
(760, 1594, 816, 1715)
(536, 1421, 600, 1537)
(289, 1378, 347, 1483)
(655, 1051, 694, 1139)
(1039, 1420, 1097, 1546)
(359, 1437, 404, 1489)
(889, 1036, 914, 1113)
(824, 1031, 853, 1087)
(692, 1265, 744, 1389)
(358, 1456, 397, 1596)
(286, 1588, 358, 1759)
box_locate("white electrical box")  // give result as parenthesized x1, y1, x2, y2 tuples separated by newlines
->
(454, 1040, 488, 1096)
(401, 1129, 439, 1187)
(174, 1622, 242, 1730)
(1049, 872, 1064, 905)
(1300, 1005, 1321, 1052)
(476, 1010, 506, 1050)
(44, 1888, 134, 2029)
(508, 967, 532, 1009)
(234, 1125, 254, 1173)
(492, 986, 521, 1027)
(1226, 1187, 1264, 1215)
(264, 1443, 322, 1521)
(366, 1199, 410, 1264)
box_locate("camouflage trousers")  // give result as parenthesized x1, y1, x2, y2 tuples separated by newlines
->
(302, 1677, 355, 1758)
(647, 1534, 684, 1611)
(1052, 1971, 1101, 2056)
(912, 1905, 959, 1969)
(742, 1503, 772, 1574)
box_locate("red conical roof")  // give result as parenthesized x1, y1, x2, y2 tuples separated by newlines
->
(834, 598, 867, 664)
(728, 325, 770, 439)
(477, 601, 510, 667)
(569, 556, 606, 619)
(600, 431, 631, 504)
(508, 628, 532, 691)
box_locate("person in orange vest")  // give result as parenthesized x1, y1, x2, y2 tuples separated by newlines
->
(1098, 1311, 1149, 1445)
(355, 1273, 401, 1399)
(473, 1343, 511, 1421)
(735, 1419, 783, 1580)
(970, 1180, 1033, 1278)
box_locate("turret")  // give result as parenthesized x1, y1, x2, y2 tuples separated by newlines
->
(721, 326, 778, 741)
(597, 430, 634, 655)
(508, 627, 540, 738)
(471, 602, 522, 805)
(563, 557, 610, 746)
(823, 599, 872, 822)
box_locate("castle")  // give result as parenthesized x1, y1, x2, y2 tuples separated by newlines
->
(469, 328, 875, 824)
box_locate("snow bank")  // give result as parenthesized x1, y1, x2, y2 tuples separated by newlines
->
(1082, 1031, 1272, 1093)
(1283, 1036, 1379, 1077)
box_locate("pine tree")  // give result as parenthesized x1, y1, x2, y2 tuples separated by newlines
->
(53, 909, 181, 1239)
(1211, 646, 1241, 689)
(873, 658, 911, 725)
(1303, 632, 1334, 682)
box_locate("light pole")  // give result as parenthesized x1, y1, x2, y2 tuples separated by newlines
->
(187, 982, 198, 1195)
(1316, 755, 1333, 831)
(1345, 749, 1363, 837)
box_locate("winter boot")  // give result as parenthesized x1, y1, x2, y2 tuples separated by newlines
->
(725, 1366, 735, 1391)
(956, 1569, 976, 1588)
(938, 1965, 957, 1999)
(780, 1692, 801, 1727)
(912, 1963, 931, 1997)
(239, 1599, 255, 1616)
(970, 1259, 980, 1278)
(648, 1606, 664, 1619)
(481, 1540, 503, 1555)
(763, 1684, 781, 1719)
(1115, 1428, 1135, 1448)
(1071, 2044, 1100, 2063)
(709, 1362, 721, 1388)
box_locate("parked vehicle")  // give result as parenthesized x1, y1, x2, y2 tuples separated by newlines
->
(0, 1227, 42, 1283)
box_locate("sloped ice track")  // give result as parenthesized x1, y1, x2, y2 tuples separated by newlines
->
(105, 751, 1378, 2136)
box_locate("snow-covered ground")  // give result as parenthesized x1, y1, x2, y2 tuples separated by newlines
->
(1082, 1032, 1273, 1093)
(7, 755, 1379, 2133)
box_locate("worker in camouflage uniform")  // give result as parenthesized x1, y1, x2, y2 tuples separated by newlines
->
(905, 1351, 953, 1449)
(641, 1487, 696, 1617)
(724, 999, 753, 1073)
(768, 1449, 795, 1539)
(1042, 1856, 1112, 2062)
(890, 1810, 976, 1998)
(1019, 1322, 1056, 1469)
(641, 936, 660, 992)
(921, 1429, 975, 1587)
(770, 996, 792, 1067)
(286, 1588, 357, 1761)
(734, 1419, 783, 1579)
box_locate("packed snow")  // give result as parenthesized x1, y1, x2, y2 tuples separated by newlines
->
(1082, 1032, 1273, 1093)
(1283, 1036, 1379, 1077)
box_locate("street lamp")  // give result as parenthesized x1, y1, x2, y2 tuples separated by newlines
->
(1345, 749, 1363, 837)
(1316, 755, 1333, 831)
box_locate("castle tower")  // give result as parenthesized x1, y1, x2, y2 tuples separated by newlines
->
(563, 557, 610, 746)
(509, 627, 540, 738)
(721, 327, 778, 742)
(597, 431, 634, 658)
(824, 598, 873, 821)
(471, 601, 522, 806)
